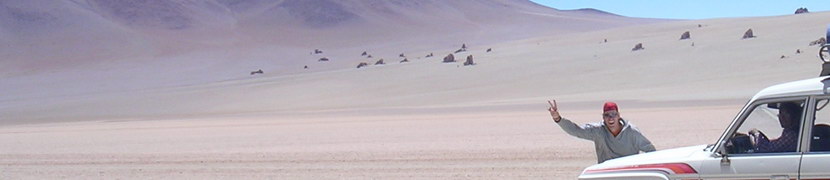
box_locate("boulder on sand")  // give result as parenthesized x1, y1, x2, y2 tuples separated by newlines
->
(680, 31, 691, 40)
(742, 29, 756, 39)
(810, 37, 826, 46)
(443, 54, 455, 63)
(357, 62, 369, 68)
(250, 69, 263, 75)
(795, 7, 809, 14)
(631, 43, 644, 51)
(463, 55, 475, 66)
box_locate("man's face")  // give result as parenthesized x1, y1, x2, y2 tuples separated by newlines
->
(603, 110, 621, 129)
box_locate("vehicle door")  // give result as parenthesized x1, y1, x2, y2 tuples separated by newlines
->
(799, 96, 830, 179)
(699, 98, 806, 180)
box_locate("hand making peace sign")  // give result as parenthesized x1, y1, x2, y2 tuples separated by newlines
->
(548, 99, 562, 122)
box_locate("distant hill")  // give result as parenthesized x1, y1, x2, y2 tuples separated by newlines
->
(563, 8, 622, 17)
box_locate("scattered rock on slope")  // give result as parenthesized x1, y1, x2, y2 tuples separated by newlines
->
(356, 62, 369, 68)
(680, 31, 691, 40)
(443, 54, 455, 63)
(795, 7, 809, 14)
(631, 43, 644, 51)
(463, 55, 475, 66)
(742, 29, 756, 39)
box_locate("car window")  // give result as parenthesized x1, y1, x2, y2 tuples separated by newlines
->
(725, 100, 805, 154)
(810, 98, 830, 152)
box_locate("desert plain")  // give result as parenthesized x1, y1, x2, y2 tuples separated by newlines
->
(2, 1, 830, 179)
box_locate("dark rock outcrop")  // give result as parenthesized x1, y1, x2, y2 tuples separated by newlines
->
(250, 69, 263, 75)
(463, 55, 475, 66)
(367, 55, 373, 58)
(313, 49, 323, 54)
(425, 53, 433, 57)
(399, 53, 405, 57)
(304, 65, 308, 69)
(453, 43, 468, 53)
(486, 48, 492, 52)
(357, 62, 369, 68)
(361, 51, 368, 56)
(400, 58, 409, 63)
(631, 43, 644, 51)
(443, 54, 455, 63)
(318, 57, 329, 61)
(810, 37, 826, 46)
(375, 59, 385, 65)
(795, 7, 809, 14)
(680, 31, 691, 40)
(742, 29, 755, 39)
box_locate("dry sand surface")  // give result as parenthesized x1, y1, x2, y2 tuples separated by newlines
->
(0, 102, 741, 179)
(4, 1, 830, 179)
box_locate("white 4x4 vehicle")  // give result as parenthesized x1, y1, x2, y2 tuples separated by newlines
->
(578, 30, 830, 180)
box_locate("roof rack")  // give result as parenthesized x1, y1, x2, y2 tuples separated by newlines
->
(821, 25, 830, 76)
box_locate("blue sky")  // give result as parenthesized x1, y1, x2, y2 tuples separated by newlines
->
(529, 0, 829, 19)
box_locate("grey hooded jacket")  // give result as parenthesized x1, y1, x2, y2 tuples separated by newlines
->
(556, 118, 656, 163)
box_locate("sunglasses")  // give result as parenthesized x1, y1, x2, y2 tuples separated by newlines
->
(603, 112, 618, 118)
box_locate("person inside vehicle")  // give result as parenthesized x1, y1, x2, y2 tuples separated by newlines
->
(548, 100, 656, 163)
(749, 102, 802, 153)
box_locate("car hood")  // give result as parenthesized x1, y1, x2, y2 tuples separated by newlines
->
(582, 144, 710, 173)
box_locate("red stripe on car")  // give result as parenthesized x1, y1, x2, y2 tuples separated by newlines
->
(585, 163, 697, 175)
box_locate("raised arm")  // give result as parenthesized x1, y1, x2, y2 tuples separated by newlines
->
(549, 99, 599, 140)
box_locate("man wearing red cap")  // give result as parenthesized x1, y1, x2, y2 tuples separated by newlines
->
(547, 99, 655, 163)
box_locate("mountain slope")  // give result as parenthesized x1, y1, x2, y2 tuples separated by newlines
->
(1, 0, 661, 74)
(4, 11, 830, 124)
(0, 0, 673, 124)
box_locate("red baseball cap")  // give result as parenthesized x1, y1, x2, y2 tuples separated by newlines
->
(603, 102, 618, 112)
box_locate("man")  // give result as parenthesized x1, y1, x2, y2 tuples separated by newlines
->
(548, 100, 656, 163)
(750, 102, 802, 153)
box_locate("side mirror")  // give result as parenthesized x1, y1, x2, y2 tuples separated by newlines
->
(719, 148, 731, 165)
(715, 141, 731, 165)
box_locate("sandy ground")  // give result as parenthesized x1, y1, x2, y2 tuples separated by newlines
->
(0, 101, 741, 179)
